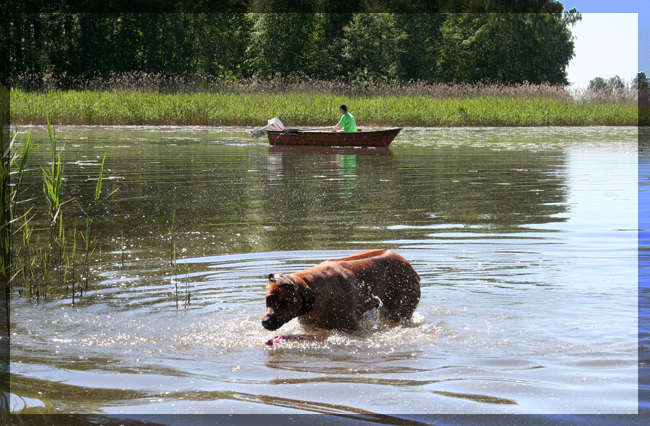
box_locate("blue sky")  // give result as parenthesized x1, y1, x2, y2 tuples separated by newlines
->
(563, 1, 647, 87)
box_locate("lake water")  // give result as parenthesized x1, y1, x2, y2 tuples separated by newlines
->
(8, 126, 639, 420)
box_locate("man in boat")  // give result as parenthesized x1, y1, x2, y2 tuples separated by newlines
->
(331, 105, 357, 132)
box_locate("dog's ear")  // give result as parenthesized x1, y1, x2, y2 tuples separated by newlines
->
(273, 274, 297, 287)
(268, 273, 290, 284)
(298, 286, 316, 316)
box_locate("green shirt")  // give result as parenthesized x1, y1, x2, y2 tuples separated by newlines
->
(337, 112, 357, 132)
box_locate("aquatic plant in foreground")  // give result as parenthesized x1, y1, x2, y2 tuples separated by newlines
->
(78, 152, 119, 294)
(5, 121, 119, 303)
(169, 209, 191, 310)
(1, 119, 32, 306)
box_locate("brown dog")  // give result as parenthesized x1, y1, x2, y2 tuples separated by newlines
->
(262, 249, 420, 332)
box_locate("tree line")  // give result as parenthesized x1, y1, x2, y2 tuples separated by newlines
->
(10, 11, 582, 89)
(588, 75, 642, 91)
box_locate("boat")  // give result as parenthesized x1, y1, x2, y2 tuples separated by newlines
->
(267, 128, 401, 147)
(250, 117, 401, 147)
(268, 145, 393, 157)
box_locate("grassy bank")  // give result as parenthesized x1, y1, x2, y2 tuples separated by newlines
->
(10, 88, 638, 127)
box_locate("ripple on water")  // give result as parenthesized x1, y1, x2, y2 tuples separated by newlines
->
(9, 127, 638, 415)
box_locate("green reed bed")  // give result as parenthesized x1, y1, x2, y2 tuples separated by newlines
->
(11, 88, 638, 127)
(2, 119, 119, 303)
(2, 119, 194, 307)
(364, 96, 638, 127)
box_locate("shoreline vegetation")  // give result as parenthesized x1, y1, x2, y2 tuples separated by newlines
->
(10, 77, 639, 127)
(1, 119, 120, 305)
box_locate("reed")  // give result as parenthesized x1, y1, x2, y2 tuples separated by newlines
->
(18, 215, 34, 298)
(167, 208, 192, 309)
(10, 71, 639, 102)
(78, 153, 119, 293)
(169, 208, 179, 310)
(42, 117, 66, 267)
(120, 225, 125, 268)
(70, 228, 77, 304)
(1, 118, 9, 317)
(7, 122, 68, 301)
(184, 262, 191, 308)
(6, 120, 120, 303)
(2, 121, 34, 301)
(10, 85, 638, 127)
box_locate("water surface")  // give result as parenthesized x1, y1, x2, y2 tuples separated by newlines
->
(9, 126, 638, 417)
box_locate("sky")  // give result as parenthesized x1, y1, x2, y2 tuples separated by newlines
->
(562, 0, 648, 88)
(565, 13, 638, 88)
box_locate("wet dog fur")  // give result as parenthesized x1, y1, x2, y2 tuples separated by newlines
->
(262, 249, 420, 332)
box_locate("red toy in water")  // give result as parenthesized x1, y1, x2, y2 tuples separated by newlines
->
(265, 334, 325, 346)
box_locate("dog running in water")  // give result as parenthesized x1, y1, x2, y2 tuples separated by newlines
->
(262, 249, 420, 332)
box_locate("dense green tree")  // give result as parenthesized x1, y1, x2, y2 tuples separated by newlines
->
(245, 13, 319, 78)
(437, 0, 565, 13)
(340, 13, 406, 82)
(631, 73, 648, 91)
(436, 11, 580, 85)
(193, 14, 252, 78)
(10, 13, 252, 84)
(638, 72, 649, 110)
(308, 13, 354, 80)
(247, 0, 566, 13)
(10, 14, 48, 77)
(394, 13, 445, 82)
(9, 10, 582, 88)
(608, 75, 625, 90)
(2, 1, 576, 91)
(587, 77, 609, 91)
(588, 75, 627, 91)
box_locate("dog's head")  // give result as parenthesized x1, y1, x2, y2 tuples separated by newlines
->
(262, 273, 316, 331)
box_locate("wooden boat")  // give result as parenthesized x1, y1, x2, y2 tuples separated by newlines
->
(267, 128, 401, 147)
(269, 145, 392, 157)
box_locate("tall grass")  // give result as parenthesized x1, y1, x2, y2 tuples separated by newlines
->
(168, 209, 191, 310)
(42, 117, 66, 267)
(2, 121, 33, 302)
(10, 74, 639, 127)
(10, 87, 638, 127)
(6, 122, 118, 303)
(169, 208, 179, 310)
(10, 71, 639, 102)
(78, 153, 119, 294)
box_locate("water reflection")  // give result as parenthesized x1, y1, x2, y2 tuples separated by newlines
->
(17, 128, 569, 259)
(260, 144, 568, 252)
(267, 145, 392, 156)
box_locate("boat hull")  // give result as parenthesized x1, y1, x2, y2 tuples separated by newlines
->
(267, 128, 401, 147)
(269, 145, 392, 157)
